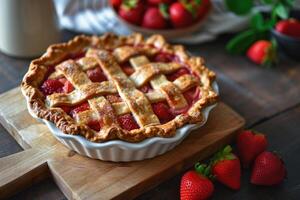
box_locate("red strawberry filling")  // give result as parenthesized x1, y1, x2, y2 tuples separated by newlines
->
(41, 78, 75, 96)
(41, 79, 64, 95)
(59, 106, 72, 114)
(117, 114, 139, 131)
(70, 102, 90, 118)
(154, 52, 176, 62)
(152, 102, 175, 123)
(121, 64, 135, 76)
(63, 80, 75, 93)
(183, 86, 200, 105)
(58, 78, 74, 93)
(167, 67, 190, 81)
(87, 67, 107, 82)
(139, 83, 152, 93)
(87, 120, 101, 132)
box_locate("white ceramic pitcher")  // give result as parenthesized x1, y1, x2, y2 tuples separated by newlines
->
(0, 0, 61, 57)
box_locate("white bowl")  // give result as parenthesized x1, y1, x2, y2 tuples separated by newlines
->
(27, 82, 218, 162)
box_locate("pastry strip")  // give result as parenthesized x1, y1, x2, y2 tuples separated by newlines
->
(46, 60, 116, 107)
(89, 49, 160, 127)
(130, 56, 188, 110)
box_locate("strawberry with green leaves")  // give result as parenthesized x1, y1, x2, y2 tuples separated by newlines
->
(180, 164, 214, 200)
(246, 40, 277, 66)
(211, 145, 241, 190)
(251, 151, 287, 186)
(169, 1, 195, 28)
(142, 4, 169, 29)
(119, 0, 144, 25)
(237, 130, 268, 168)
(276, 19, 300, 39)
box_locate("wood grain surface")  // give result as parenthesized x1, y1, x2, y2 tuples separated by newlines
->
(0, 87, 244, 200)
(1, 31, 300, 200)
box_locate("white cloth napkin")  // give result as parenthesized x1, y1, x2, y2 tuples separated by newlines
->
(53, 0, 254, 44)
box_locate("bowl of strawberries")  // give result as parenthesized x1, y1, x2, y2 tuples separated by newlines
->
(110, 0, 212, 38)
(271, 12, 300, 60)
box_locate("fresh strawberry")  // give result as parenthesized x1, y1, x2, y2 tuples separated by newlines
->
(246, 40, 277, 66)
(180, 164, 214, 200)
(147, 0, 173, 6)
(41, 79, 64, 95)
(118, 114, 139, 130)
(87, 67, 107, 82)
(87, 120, 101, 132)
(169, 2, 195, 28)
(211, 145, 241, 190)
(152, 102, 174, 123)
(119, 0, 144, 25)
(167, 67, 190, 81)
(106, 94, 123, 103)
(142, 7, 167, 29)
(251, 151, 287, 186)
(183, 87, 200, 105)
(70, 102, 90, 118)
(275, 19, 300, 39)
(237, 130, 268, 168)
(139, 83, 152, 93)
(196, 0, 211, 20)
(110, 0, 123, 9)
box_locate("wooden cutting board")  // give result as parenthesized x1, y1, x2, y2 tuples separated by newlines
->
(0, 87, 245, 200)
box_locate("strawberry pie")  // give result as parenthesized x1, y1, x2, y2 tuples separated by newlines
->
(21, 33, 218, 142)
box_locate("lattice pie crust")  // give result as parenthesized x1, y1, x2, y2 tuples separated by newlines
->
(21, 33, 218, 142)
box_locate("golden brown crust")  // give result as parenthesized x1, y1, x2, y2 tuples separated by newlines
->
(21, 33, 218, 143)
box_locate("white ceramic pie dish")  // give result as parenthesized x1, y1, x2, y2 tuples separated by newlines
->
(26, 82, 218, 162)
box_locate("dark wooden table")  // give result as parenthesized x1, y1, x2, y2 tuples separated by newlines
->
(1, 31, 300, 200)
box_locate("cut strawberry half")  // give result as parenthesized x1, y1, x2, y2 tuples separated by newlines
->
(87, 120, 101, 132)
(183, 86, 200, 105)
(167, 67, 190, 81)
(117, 114, 139, 131)
(70, 102, 90, 118)
(58, 78, 74, 93)
(41, 79, 64, 95)
(106, 94, 123, 103)
(87, 67, 107, 82)
(152, 102, 175, 123)
(63, 80, 74, 93)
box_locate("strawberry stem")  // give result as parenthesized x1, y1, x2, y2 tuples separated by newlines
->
(223, 145, 232, 154)
(195, 163, 206, 174)
(210, 145, 235, 165)
(124, 0, 138, 9)
(195, 0, 202, 5)
(159, 3, 169, 19)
